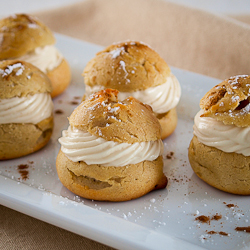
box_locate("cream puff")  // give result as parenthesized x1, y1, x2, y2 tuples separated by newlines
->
(56, 89, 167, 201)
(82, 41, 181, 139)
(188, 75, 250, 195)
(0, 13, 71, 98)
(0, 60, 54, 160)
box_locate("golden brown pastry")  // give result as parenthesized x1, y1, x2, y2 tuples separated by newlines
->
(0, 13, 71, 98)
(82, 41, 181, 139)
(0, 60, 54, 160)
(56, 89, 167, 201)
(188, 75, 250, 195)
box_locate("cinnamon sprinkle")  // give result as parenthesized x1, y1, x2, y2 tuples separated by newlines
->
(166, 151, 174, 159)
(219, 231, 228, 236)
(207, 231, 216, 234)
(195, 215, 210, 224)
(235, 226, 250, 233)
(212, 214, 222, 221)
(207, 231, 228, 236)
(226, 204, 236, 208)
(55, 109, 64, 114)
(195, 213, 222, 225)
(17, 164, 29, 180)
(70, 101, 79, 105)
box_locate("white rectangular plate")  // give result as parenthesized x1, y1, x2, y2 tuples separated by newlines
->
(1, 34, 250, 250)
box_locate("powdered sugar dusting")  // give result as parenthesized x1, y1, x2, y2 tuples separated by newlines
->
(119, 60, 130, 84)
(228, 75, 248, 89)
(107, 106, 120, 113)
(238, 103, 250, 115)
(119, 61, 126, 73)
(110, 47, 124, 59)
(0, 62, 25, 77)
(231, 95, 240, 103)
(28, 23, 38, 29)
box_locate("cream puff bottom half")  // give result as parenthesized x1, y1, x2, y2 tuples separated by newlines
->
(0, 116, 53, 160)
(188, 135, 250, 195)
(157, 107, 178, 140)
(56, 150, 168, 201)
(47, 58, 71, 98)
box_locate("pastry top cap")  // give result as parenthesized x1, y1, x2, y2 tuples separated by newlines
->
(0, 13, 55, 59)
(82, 41, 171, 92)
(0, 60, 52, 99)
(200, 75, 250, 127)
(69, 89, 162, 143)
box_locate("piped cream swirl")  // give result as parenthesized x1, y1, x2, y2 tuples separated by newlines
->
(59, 126, 163, 166)
(193, 110, 250, 156)
(85, 73, 181, 114)
(0, 93, 53, 124)
(17, 45, 63, 73)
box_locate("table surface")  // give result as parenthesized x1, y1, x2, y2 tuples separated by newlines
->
(1, 0, 250, 17)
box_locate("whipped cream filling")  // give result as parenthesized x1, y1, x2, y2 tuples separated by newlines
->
(0, 93, 53, 124)
(193, 109, 250, 156)
(85, 73, 181, 114)
(17, 45, 63, 73)
(59, 126, 163, 166)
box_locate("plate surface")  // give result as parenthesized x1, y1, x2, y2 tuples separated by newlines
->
(0, 34, 250, 250)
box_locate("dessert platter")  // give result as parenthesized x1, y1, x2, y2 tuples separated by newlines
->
(0, 26, 250, 250)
